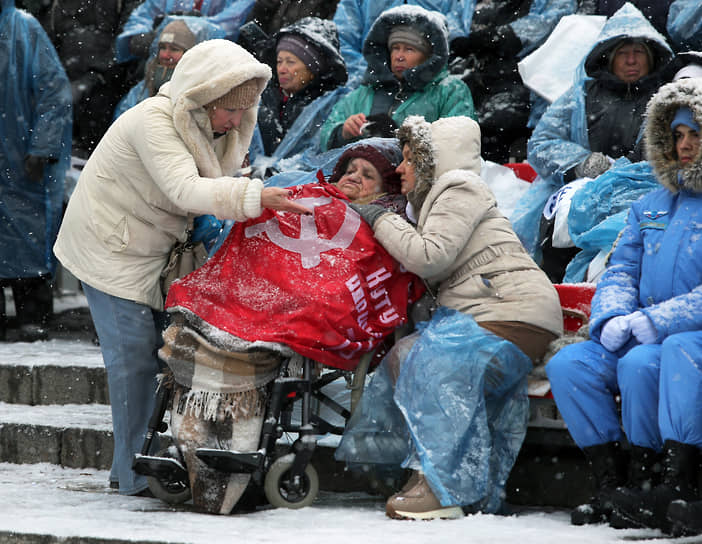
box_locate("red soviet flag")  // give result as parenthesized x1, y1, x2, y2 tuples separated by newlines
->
(166, 183, 424, 370)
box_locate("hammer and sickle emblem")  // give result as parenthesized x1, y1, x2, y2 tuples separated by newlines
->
(244, 196, 361, 269)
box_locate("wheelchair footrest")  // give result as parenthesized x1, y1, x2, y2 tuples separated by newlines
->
(133, 454, 188, 481)
(195, 448, 263, 473)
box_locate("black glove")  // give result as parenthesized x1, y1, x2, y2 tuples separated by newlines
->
(24, 155, 47, 182)
(128, 30, 156, 58)
(361, 113, 398, 139)
(348, 202, 390, 229)
(451, 25, 521, 58)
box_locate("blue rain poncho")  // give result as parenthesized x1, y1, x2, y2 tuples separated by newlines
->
(335, 307, 532, 513)
(115, 0, 255, 62)
(113, 15, 225, 120)
(0, 0, 72, 279)
(333, 0, 475, 88)
(509, 0, 578, 58)
(562, 159, 659, 282)
(514, 3, 672, 256)
(666, 0, 702, 51)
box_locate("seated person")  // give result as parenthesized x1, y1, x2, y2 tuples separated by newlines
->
(319, 5, 475, 151)
(513, 3, 673, 276)
(157, 137, 416, 515)
(114, 0, 255, 63)
(251, 16, 348, 167)
(114, 15, 224, 119)
(332, 0, 474, 88)
(546, 77, 702, 530)
(242, 0, 339, 38)
(336, 115, 563, 519)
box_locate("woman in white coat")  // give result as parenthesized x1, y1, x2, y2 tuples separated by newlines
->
(53, 39, 309, 497)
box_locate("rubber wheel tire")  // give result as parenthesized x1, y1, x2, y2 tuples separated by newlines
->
(146, 449, 192, 505)
(264, 453, 319, 509)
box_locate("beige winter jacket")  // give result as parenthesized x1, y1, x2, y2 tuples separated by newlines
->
(373, 116, 563, 335)
(54, 40, 272, 310)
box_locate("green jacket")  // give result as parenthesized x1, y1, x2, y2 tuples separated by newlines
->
(320, 68, 475, 150)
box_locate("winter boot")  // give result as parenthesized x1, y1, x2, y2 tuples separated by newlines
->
(571, 441, 627, 525)
(385, 471, 463, 520)
(609, 445, 662, 529)
(667, 499, 702, 537)
(610, 440, 699, 532)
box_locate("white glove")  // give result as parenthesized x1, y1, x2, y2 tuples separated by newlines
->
(599, 314, 633, 352)
(629, 311, 657, 344)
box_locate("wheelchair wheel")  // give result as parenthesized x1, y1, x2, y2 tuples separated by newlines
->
(264, 453, 319, 509)
(146, 449, 192, 505)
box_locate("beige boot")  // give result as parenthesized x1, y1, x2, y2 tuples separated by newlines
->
(385, 472, 463, 520)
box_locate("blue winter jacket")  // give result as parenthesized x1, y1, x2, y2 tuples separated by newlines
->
(589, 187, 702, 343)
(0, 0, 72, 278)
(115, 0, 255, 62)
(333, 0, 476, 88)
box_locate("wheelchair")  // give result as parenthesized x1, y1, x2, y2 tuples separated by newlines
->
(132, 346, 379, 510)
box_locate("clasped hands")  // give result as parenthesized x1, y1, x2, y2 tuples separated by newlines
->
(599, 311, 657, 352)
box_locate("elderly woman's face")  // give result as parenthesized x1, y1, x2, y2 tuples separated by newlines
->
(277, 50, 314, 94)
(208, 107, 245, 134)
(396, 144, 416, 195)
(336, 158, 384, 201)
(674, 124, 701, 165)
(390, 42, 427, 79)
(611, 43, 650, 83)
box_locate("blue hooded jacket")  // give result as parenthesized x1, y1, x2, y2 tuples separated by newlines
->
(513, 2, 672, 256)
(115, 0, 255, 63)
(0, 0, 72, 278)
(333, 0, 476, 88)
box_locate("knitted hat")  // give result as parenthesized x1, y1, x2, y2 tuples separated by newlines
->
(387, 25, 432, 56)
(159, 20, 196, 52)
(670, 107, 700, 132)
(328, 140, 403, 194)
(204, 78, 261, 110)
(608, 39, 654, 73)
(276, 34, 326, 74)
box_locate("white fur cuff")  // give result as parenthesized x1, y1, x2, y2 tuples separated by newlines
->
(242, 177, 264, 218)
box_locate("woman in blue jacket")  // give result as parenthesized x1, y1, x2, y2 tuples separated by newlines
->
(546, 77, 702, 531)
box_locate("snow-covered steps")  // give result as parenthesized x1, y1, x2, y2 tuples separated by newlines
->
(0, 402, 113, 469)
(0, 339, 108, 405)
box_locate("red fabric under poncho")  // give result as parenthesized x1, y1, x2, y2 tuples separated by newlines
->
(166, 183, 424, 370)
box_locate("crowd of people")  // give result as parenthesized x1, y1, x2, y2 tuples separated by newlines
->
(2, 0, 702, 535)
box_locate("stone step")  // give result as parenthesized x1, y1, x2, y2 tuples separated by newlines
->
(0, 339, 108, 405)
(0, 402, 113, 469)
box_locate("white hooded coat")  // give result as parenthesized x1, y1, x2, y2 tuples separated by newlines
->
(54, 39, 271, 310)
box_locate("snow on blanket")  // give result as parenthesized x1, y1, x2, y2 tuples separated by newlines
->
(166, 183, 424, 370)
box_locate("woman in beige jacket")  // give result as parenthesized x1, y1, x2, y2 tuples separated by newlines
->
(53, 39, 309, 497)
(340, 115, 563, 519)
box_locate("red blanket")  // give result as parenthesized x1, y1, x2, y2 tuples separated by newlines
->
(166, 183, 424, 370)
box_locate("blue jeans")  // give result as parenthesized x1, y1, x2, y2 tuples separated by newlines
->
(82, 282, 166, 494)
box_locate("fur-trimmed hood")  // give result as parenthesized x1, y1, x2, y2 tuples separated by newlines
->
(645, 77, 702, 194)
(397, 115, 481, 209)
(158, 39, 271, 178)
(361, 5, 450, 92)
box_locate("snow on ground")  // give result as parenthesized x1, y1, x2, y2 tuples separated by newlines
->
(0, 462, 682, 544)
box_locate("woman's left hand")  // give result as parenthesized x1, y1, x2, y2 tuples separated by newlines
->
(261, 187, 312, 215)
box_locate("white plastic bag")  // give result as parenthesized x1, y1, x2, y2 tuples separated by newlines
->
(518, 15, 606, 104)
